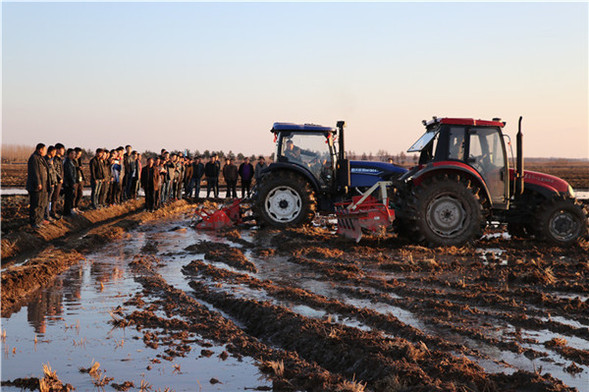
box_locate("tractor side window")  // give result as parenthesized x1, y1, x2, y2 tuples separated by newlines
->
(448, 127, 465, 161)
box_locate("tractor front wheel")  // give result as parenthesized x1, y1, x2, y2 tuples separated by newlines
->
(254, 172, 316, 228)
(537, 198, 587, 246)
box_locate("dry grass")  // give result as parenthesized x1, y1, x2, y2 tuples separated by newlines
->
(2, 144, 35, 162)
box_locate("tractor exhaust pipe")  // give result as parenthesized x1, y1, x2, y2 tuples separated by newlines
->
(516, 116, 524, 195)
(336, 120, 345, 161)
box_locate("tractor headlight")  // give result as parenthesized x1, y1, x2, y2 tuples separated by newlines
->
(568, 185, 575, 199)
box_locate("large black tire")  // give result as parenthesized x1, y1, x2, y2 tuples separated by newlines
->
(400, 174, 487, 247)
(536, 197, 587, 246)
(254, 172, 317, 228)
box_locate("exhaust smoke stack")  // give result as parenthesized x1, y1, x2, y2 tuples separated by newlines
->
(516, 116, 524, 195)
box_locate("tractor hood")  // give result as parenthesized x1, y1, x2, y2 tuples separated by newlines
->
(508, 168, 574, 197)
(350, 161, 408, 188)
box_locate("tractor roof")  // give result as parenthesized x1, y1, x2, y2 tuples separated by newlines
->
(271, 123, 336, 133)
(425, 117, 506, 128)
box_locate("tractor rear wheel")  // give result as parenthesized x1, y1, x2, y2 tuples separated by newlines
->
(536, 197, 587, 246)
(254, 172, 316, 228)
(404, 175, 486, 246)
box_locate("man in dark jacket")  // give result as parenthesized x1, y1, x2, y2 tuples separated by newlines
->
(89, 148, 104, 209)
(222, 158, 239, 199)
(204, 155, 220, 198)
(140, 157, 159, 212)
(63, 148, 78, 216)
(238, 157, 254, 198)
(183, 157, 194, 198)
(190, 156, 205, 199)
(26, 143, 50, 229)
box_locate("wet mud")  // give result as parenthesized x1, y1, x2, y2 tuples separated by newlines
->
(2, 202, 588, 391)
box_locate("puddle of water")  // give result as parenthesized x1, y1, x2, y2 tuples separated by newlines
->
(1, 220, 270, 391)
(477, 247, 508, 265)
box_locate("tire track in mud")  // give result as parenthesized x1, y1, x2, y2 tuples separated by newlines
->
(179, 256, 575, 391)
(118, 254, 354, 392)
(248, 228, 589, 386)
(284, 247, 589, 368)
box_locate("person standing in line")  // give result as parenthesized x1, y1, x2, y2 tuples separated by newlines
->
(174, 154, 184, 199)
(166, 153, 178, 202)
(73, 147, 85, 212)
(110, 150, 123, 204)
(63, 148, 78, 216)
(160, 151, 171, 204)
(238, 156, 254, 198)
(254, 156, 267, 184)
(89, 148, 104, 209)
(184, 156, 194, 198)
(122, 145, 133, 201)
(51, 143, 65, 218)
(191, 156, 205, 200)
(125, 150, 139, 200)
(44, 146, 59, 222)
(133, 152, 142, 199)
(155, 157, 167, 209)
(115, 147, 125, 204)
(99, 149, 112, 207)
(222, 158, 238, 199)
(26, 143, 50, 229)
(214, 154, 221, 196)
(204, 154, 220, 198)
(140, 157, 158, 212)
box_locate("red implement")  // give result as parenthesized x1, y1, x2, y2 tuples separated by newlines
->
(335, 181, 395, 242)
(195, 199, 243, 230)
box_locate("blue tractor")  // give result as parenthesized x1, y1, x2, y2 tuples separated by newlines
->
(253, 121, 407, 228)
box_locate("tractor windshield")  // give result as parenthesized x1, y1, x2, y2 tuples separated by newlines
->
(408, 128, 440, 152)
(279, 132, 335, 185)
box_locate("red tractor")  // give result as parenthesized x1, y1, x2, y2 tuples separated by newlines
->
(391, 116, 587, 246)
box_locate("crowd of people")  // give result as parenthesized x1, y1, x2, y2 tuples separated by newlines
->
(26, 143, 269, 230)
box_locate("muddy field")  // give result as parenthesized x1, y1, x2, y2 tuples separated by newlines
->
(1, 186, 588, 391)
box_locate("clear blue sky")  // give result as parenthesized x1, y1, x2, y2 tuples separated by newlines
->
(2, 2, 588, 158)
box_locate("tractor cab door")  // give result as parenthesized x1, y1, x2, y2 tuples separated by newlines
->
(278, 132, 336, 189)
(466, 127, 509, 207)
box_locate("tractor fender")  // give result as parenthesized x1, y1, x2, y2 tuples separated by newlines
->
(410, 162, 493, 206)
(264, 162, 320, 193)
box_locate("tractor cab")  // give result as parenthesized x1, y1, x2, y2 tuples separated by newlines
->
(272, 123, 338, 192)
(406, 117, 509, 208)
